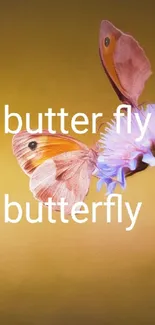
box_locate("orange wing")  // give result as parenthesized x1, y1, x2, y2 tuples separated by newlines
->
(12, 130, 88, 175)
(99, 21, 124, 96)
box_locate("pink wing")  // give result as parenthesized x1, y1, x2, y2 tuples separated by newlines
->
(30, 150, 97, 215)
(99, 20, 152, 106)
(114, 34, 152, 106)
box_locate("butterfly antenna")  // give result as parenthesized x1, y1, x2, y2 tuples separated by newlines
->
(96, 117, 109, 133)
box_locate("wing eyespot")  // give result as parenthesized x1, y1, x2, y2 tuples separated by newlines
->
(28, 141, 37, 151)
(104, 37, 110, 47)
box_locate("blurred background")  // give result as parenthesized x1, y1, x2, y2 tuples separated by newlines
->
(1, 0, 155, 324)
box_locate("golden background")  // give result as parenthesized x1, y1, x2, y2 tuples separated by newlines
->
(1, 0, 155, 324)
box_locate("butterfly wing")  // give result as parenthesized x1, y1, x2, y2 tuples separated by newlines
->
(12, 130, 88, 175)
(99, 20, 152, 106)
(12, 131, 97, 215)
(30, 150, 97, 215)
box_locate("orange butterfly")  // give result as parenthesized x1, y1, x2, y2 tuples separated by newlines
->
(99, 20, 152, 107)
(12, 131, 98, 215)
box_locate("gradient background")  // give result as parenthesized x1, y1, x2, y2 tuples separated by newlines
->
(1, 0, 155, 324)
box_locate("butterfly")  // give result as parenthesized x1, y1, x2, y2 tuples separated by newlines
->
(99, 20, 152, 107)
(12, 131, 98, 215)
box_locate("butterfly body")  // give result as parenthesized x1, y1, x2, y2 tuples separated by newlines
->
(12, 131, 98, 214)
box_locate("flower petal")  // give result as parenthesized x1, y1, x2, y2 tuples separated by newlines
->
(107, 181, 117, 195)
(128, 158, 137, 171)
(142, 151, 155, 166)
(97, 179, 104, 191)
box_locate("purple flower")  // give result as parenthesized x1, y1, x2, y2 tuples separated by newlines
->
(96, 104, 155, 194)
